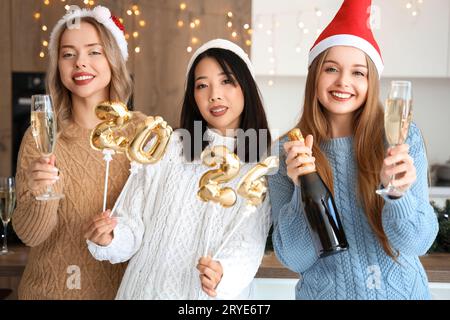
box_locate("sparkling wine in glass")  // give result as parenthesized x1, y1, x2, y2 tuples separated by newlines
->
(30, 94, 64, 201)
(0, 177, 16, 255)
(376, 81, 413, 198)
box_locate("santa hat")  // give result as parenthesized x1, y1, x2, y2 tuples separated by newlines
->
(186, 39, 255, 79)
(309, 0, 383, 77)
(49, 6, 128, 61)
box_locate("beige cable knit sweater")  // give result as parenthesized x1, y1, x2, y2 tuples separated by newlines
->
(13, 115, 143, 300)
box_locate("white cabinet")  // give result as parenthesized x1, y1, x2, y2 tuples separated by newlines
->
(252, 0, 450, 78)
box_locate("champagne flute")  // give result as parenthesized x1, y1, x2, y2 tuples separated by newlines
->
(0, 177, 16, 255)
(30, 94, 64, 201)
(376, 81, 413, 198)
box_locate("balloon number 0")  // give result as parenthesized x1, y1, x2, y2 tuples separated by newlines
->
(197, 146, 241, 208)
(127, 116, 172, 164)
(90, 101, 172, 164)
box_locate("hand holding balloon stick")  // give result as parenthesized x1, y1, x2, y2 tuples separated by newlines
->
(90, 101, 172, 216)
(212, 156, 279, 260)
(197, 146, 241, 257)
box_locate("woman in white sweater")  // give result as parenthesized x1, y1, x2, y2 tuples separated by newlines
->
(84, 39, 273, 299)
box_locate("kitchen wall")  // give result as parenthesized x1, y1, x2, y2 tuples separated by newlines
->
(0, 0, 251, 176)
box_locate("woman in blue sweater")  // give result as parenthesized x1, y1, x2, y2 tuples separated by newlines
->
(268, 0, 438, 300)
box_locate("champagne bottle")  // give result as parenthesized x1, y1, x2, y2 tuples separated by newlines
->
(288, 129, 348, 258)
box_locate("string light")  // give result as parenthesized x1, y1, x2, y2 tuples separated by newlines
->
(34, 1, 147, 58)
(34, 1, 253, 58)
(405, 0, 424, 17)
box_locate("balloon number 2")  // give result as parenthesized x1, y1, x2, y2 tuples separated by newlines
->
(197, 145, 279, 207)
(197, 146, 241, 208)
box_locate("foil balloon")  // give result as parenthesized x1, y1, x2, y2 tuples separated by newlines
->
(127, 116, 173, 164)
(90, 101, 133, 153)
(236, 156, 279, 206)
(211, 156, 279, 260)
(197, 145, 241, 208)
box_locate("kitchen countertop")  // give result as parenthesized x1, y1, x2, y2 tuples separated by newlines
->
(256, 251, 450, 282)
(1, 244, 449, 283)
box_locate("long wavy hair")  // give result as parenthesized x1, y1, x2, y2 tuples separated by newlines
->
(46, 17, 133, 139)
(295, 48, 397, 258)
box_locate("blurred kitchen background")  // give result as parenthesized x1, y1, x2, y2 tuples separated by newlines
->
(0, 0, 449, 300)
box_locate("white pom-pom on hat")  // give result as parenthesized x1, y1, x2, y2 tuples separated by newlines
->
(92, 6, 111, 24)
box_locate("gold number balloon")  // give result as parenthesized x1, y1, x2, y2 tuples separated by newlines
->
(197, 146, 241, 208)
(90, 101, 133, 153)
(90, 101, 173, 164)
(237, 156, 279, 206)
(127, 116, 173, 164)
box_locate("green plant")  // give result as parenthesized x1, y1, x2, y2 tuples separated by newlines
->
(428, 200, 450, 253)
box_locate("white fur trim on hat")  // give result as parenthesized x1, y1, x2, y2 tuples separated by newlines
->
(308, 34, 384, 78)
(186, 39, 255, 79)
(48, 5, 128, 61)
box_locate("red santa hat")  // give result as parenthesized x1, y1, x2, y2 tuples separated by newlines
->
(308, 0, 383, 77)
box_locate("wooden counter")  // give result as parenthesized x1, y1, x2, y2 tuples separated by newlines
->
(256, 251, 450, 283)
(1, 245, 449, 299)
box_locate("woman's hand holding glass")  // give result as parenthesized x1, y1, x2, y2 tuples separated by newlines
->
(30, 94, 64, 200)
(26, 154, 60, 193)
(379, 144, 416, 196)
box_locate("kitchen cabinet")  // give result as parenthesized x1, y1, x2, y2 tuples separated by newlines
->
(252, 0, 450, 78)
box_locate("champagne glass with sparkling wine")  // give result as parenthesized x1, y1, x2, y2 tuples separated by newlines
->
(30, 94, 64, 201)
(0, 177, 16, 255)
(376, 81, 413, 198)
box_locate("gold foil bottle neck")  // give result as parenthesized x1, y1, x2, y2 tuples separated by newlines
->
(288, 128, 304, 143)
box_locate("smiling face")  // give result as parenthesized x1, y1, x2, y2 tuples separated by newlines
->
(58, 21, 111, 102)
(316, 46, 369, 117)
(193, 56, 245, 135)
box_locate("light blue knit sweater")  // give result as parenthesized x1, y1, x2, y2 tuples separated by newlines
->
(268, 123, 439, 300)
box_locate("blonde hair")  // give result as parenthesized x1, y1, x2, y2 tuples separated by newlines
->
(294, 48, 397, 258)
(46, 17, 133, 139)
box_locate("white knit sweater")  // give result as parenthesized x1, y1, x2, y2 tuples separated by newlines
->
(87, 128, 272, 300)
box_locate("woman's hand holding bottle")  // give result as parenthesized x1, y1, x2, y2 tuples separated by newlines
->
(284, 134, 315, 185)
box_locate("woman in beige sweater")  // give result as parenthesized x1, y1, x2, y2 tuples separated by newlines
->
(12, 6, 141, 299)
